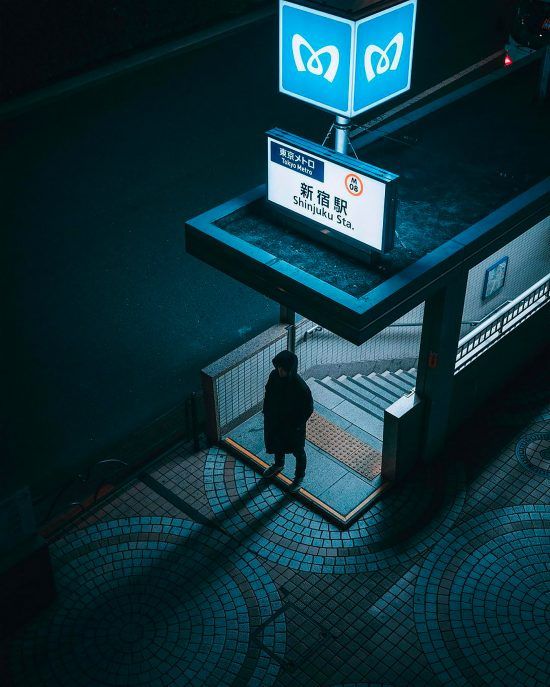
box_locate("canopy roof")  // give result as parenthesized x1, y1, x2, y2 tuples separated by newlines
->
(185, 64, 549, 343)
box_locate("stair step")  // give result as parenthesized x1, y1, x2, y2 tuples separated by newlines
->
(362, 373, 403, 401)
(395, 369, 416, 386)
(328, 399, 384, 440)
(349, 375, 397, 405)
(306, 378, 343, 410)
(381, 370, 412, 393)
(319, 378, 385, 419)
(335, 377, 390, 414)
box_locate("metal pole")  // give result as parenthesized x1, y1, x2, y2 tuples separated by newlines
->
(286, 324, 296, 353)
(279, 304, 296, 325)
(334, 115, 351, 154)
(335, 114, 372, 262)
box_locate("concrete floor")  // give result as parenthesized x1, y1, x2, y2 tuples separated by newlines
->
(224, 408, 382, 521)
(6, 353, 549, 686)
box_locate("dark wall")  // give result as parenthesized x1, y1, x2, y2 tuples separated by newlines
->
(0, 0, 269, 100)
(0, 0, 517, 102)
(450, 306, 550, 432)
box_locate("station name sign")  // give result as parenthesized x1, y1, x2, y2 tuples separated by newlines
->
(267, 128, 398, 254)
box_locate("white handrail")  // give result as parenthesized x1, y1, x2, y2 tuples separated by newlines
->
(458, 273, 550, 349)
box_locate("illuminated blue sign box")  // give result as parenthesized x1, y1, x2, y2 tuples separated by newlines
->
(279, 0, 417, 117)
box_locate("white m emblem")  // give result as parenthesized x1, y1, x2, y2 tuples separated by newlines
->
(292, 34, 340, 83)
(364, 32, 404, 82)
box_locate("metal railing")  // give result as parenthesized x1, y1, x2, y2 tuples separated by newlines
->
(39, 458, 129, 526)
(203, 306, 425, 440)
(455, 273, 550, 372)
(204, 327, 288, 438)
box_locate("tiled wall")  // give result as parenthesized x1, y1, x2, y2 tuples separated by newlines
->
(462, 216, 550, 329)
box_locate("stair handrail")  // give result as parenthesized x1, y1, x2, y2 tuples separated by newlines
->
(387, 320, 482, 327)
(457, 273, 549, 349)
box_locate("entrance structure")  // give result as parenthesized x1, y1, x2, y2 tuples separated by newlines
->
(185, 50, 549, 526)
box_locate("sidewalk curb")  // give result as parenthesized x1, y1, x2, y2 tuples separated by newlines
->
(0, 5, 275, 122)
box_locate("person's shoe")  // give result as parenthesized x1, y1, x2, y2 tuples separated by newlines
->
(288, 477, 304, 494)
(263, 464, 283, 479)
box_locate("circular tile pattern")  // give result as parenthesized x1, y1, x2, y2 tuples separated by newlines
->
(415, 506, 550, 686)
(10, 518, 285, 687)
(516, 432, 550, 477)
(204, 448, 466, 573)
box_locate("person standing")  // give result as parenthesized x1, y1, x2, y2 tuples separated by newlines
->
(262, 350, 313, 493)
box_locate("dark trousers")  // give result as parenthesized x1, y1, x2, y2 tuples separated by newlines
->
(274, 448, 307, 478)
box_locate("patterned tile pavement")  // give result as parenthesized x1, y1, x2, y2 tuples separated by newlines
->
(414, 506, 549, 687)
(6, 355, 550, 686)
(203, 449, 466, 573)
(516, 432, 550, 477)
(9, 519, 284, 687)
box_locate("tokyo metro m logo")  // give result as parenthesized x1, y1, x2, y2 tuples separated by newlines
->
(280, 0, 416, 116)
(364, 32, 404, 82)
(292, 34, 340, 83)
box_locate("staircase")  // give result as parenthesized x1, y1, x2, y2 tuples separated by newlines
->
(307, 368, 417, 443)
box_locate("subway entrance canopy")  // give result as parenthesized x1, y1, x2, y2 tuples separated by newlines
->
(185, 63, 549, 345)
(185, 26, 549, 524)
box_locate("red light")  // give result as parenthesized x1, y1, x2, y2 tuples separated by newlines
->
(504, 54, 513, 67)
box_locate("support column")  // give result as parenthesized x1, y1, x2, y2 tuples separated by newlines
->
(382, 393, 423, 482)
(286, 324, 296, 353)
(200, 370, 220, 445)
(279, 304, 296, 325)
(279, 305, 296, 352)
(415, 272, 468, 463)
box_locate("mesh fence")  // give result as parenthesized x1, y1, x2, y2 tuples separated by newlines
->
(455, 216, 550, 370)
(212, 303, 425, 435)
(215, 331, 287, 432)
(295, 303, 425, 375)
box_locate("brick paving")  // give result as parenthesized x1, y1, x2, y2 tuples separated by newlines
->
(6, 360, 550, 686)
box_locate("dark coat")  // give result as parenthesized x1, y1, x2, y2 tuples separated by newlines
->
(263, 350, 314, 454)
